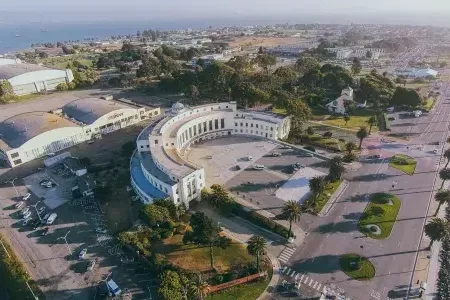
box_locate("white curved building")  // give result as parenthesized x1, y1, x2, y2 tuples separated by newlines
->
(0, 60, 73, 95)
(0, 97, 161, 167)
(131, 102, 291, 207)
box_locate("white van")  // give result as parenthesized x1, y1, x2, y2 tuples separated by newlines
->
(46, 213, 57, 225)
(107, 279, 122, 296)
(253, 165, 265, 170)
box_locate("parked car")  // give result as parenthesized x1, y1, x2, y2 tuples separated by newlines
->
(235, 165, 241, 170)
(206, 155, 213, 159)
(78, 248, 88, 260)
(22, 218, 32, 226)
(22, 211, 32, 219)
(46, 213, 57, 225)
(246, 155, 253, 161)
(304, 146, 316, 152)
(271, 152, 281, 157)
(15, 201, 24, 209)
(253, 165, 265, 170)
(106, 279, 122, 296)
(388, 116, 396, 121)
(41, 213, 51, 225)
(433, 149, 439, 154)
(22, 193, 31, 201)
(87, 140, 95, 144)
(41, 227, 50, 236)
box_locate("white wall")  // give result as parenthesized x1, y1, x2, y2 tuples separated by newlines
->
(7, 126, 87, 167)
(9, 69, 71, 86)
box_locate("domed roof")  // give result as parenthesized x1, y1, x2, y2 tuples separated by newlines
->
(171, 102, 186, 114)
(172, 102, 185, 109)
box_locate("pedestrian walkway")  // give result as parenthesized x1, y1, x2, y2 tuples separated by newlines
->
(278, 246, 296, 263)
(279, 266, 350, 299)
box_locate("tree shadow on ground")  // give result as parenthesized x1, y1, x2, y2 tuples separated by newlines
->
(350, 174, 397, 182)
(309, 161, 331, 168)
(342, 212, 363, 220)
(295, 254, 341, 274)
(230, 181, 285, 193)
(314, 220, 358, 234)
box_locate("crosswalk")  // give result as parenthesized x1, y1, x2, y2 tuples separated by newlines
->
(280, 266, 351, 300)
(278, 246, 296, 263)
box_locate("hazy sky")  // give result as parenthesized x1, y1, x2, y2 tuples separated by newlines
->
(2, 0, 450, 25)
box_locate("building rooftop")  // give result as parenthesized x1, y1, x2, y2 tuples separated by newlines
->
(0, 112, 79, 149)
(62, 98, 138, 125)
(147, 146, 195, 179)
(131, 152, 168, 199)
(0, 63, 52, 80)
(140, 151, 177, 185)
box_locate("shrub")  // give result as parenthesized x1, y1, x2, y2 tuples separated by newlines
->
(304, 145, 316, 152)
(160, 230, 173, 239)
(140, 204, 171, 227)
(174, 224, 188, 235)
(323, 131, 333, 138)
(370, 225, 378, 233)
(306, 126, 315, 135)
(213, 274, 224, 284)
(343, 153, 357, 163)
(223, 272, 239, 282)
(67, 82, 76, 89)
(56, 82, 69, 91)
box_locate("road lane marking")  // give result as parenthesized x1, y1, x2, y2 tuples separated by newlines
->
(294, 273, 299, 280)
(317, 283, 322, 290)
(313, 281, 318, 289)
(299, 274, 304, 282)
(308, 278, 314, 286)
(281, 266, 287, 273)
(290, 271, 296, 277)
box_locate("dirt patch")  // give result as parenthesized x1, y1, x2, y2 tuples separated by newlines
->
(227, 36, 302, 48)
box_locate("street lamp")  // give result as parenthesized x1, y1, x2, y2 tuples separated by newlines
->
(30, 201, 42, 222)
(5, 177, 19, 197)
(57, 231, 71, 256)
(359, 245, 364, 266)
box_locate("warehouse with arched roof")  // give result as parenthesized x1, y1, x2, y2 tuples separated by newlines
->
(0, 112, 84, 167)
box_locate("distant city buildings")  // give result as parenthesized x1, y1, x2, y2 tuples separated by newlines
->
(325, 47, 385, 60)
(266, 45, 305, 57)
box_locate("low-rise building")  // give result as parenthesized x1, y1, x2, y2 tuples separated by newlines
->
(325, 87, 354, 115)
(395, 67, 438, 78)
(131, 102, 291, 208)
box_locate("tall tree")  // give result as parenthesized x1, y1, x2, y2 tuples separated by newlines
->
(183, 212, 231, 270)
(281, 200, 301, 238)
(308, 176, 327, 206)
(351, 58, 362, 75)
(344, 115, 350, 126)
(247, 235, 267, 272)
(295, 55, 320, 76)
(435, 189, 450, 216)
(285, 99, 311, 134)
(356, 127, 368, 149)
(345, 141, 357, 154)
(444, 148, 450, 168)
(440, 169, 450, 189)
(424, 218, 449, 249)
(328, 156, 346, 182)
(390, 87, 422, 107)
(366, 116, 377, 134)
(188, 274, 208, 300)
(158, 270, 183, 300)
(136, 57, 161, 77)
(185, 84, 200, 104)
(253, 53, 276, 74)
(227, 55, 252, 73)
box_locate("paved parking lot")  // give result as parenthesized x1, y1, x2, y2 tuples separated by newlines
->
(187, 137, 330, 216)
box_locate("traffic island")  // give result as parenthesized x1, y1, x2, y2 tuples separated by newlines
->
(389, 154, 417, 175)
(358, 193, 401, 239)
(340, 254, 375, 281)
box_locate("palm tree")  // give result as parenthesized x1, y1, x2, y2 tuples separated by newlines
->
(189, 274, 208, 300)
(440, 168, 450, 189)
(282, 200, 302, 238)
(328, 156, 346, 182)
(435, 189, 450, 216)
(366, 116, 377, 134)
(247, 235, 267, 272)
(308, 176, 327, 206)
(344, 115, 350, 126)
(345, 141, 357, 155)
(356, 127, 368, 150)
(424, 218, 449, 249)
(444, 149, 450, 168)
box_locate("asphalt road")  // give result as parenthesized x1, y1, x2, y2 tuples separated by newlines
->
(283, 78, 450, 300)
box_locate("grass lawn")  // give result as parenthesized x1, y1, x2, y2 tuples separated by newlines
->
(306, 180, 343, 214)
(358, 193, 401, 239)
(304, 134, 346, 152)
(389, 154, 417, 175)
(153, 235, 253, 273)
(404, 81, 431, 90)
(40, 54, 97, 69)
(323, 114, 376, 132)
(208, 278, 270, 300)
(340, 254, 375, 281)
(271, 107, 287, 115)
(423, 98, 436, 112)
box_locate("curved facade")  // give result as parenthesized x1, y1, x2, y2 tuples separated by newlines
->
(132, 102, 291, 207)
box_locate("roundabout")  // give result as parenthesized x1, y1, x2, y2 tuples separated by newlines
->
(340, 253, 376, 281)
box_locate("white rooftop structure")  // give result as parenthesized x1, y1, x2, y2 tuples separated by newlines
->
(132, 102, 291, 208)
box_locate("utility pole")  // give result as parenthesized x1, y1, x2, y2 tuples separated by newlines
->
(30, 201, 43, 222)
(57, 231, 71, 256)
(5, 177, 19, 197)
